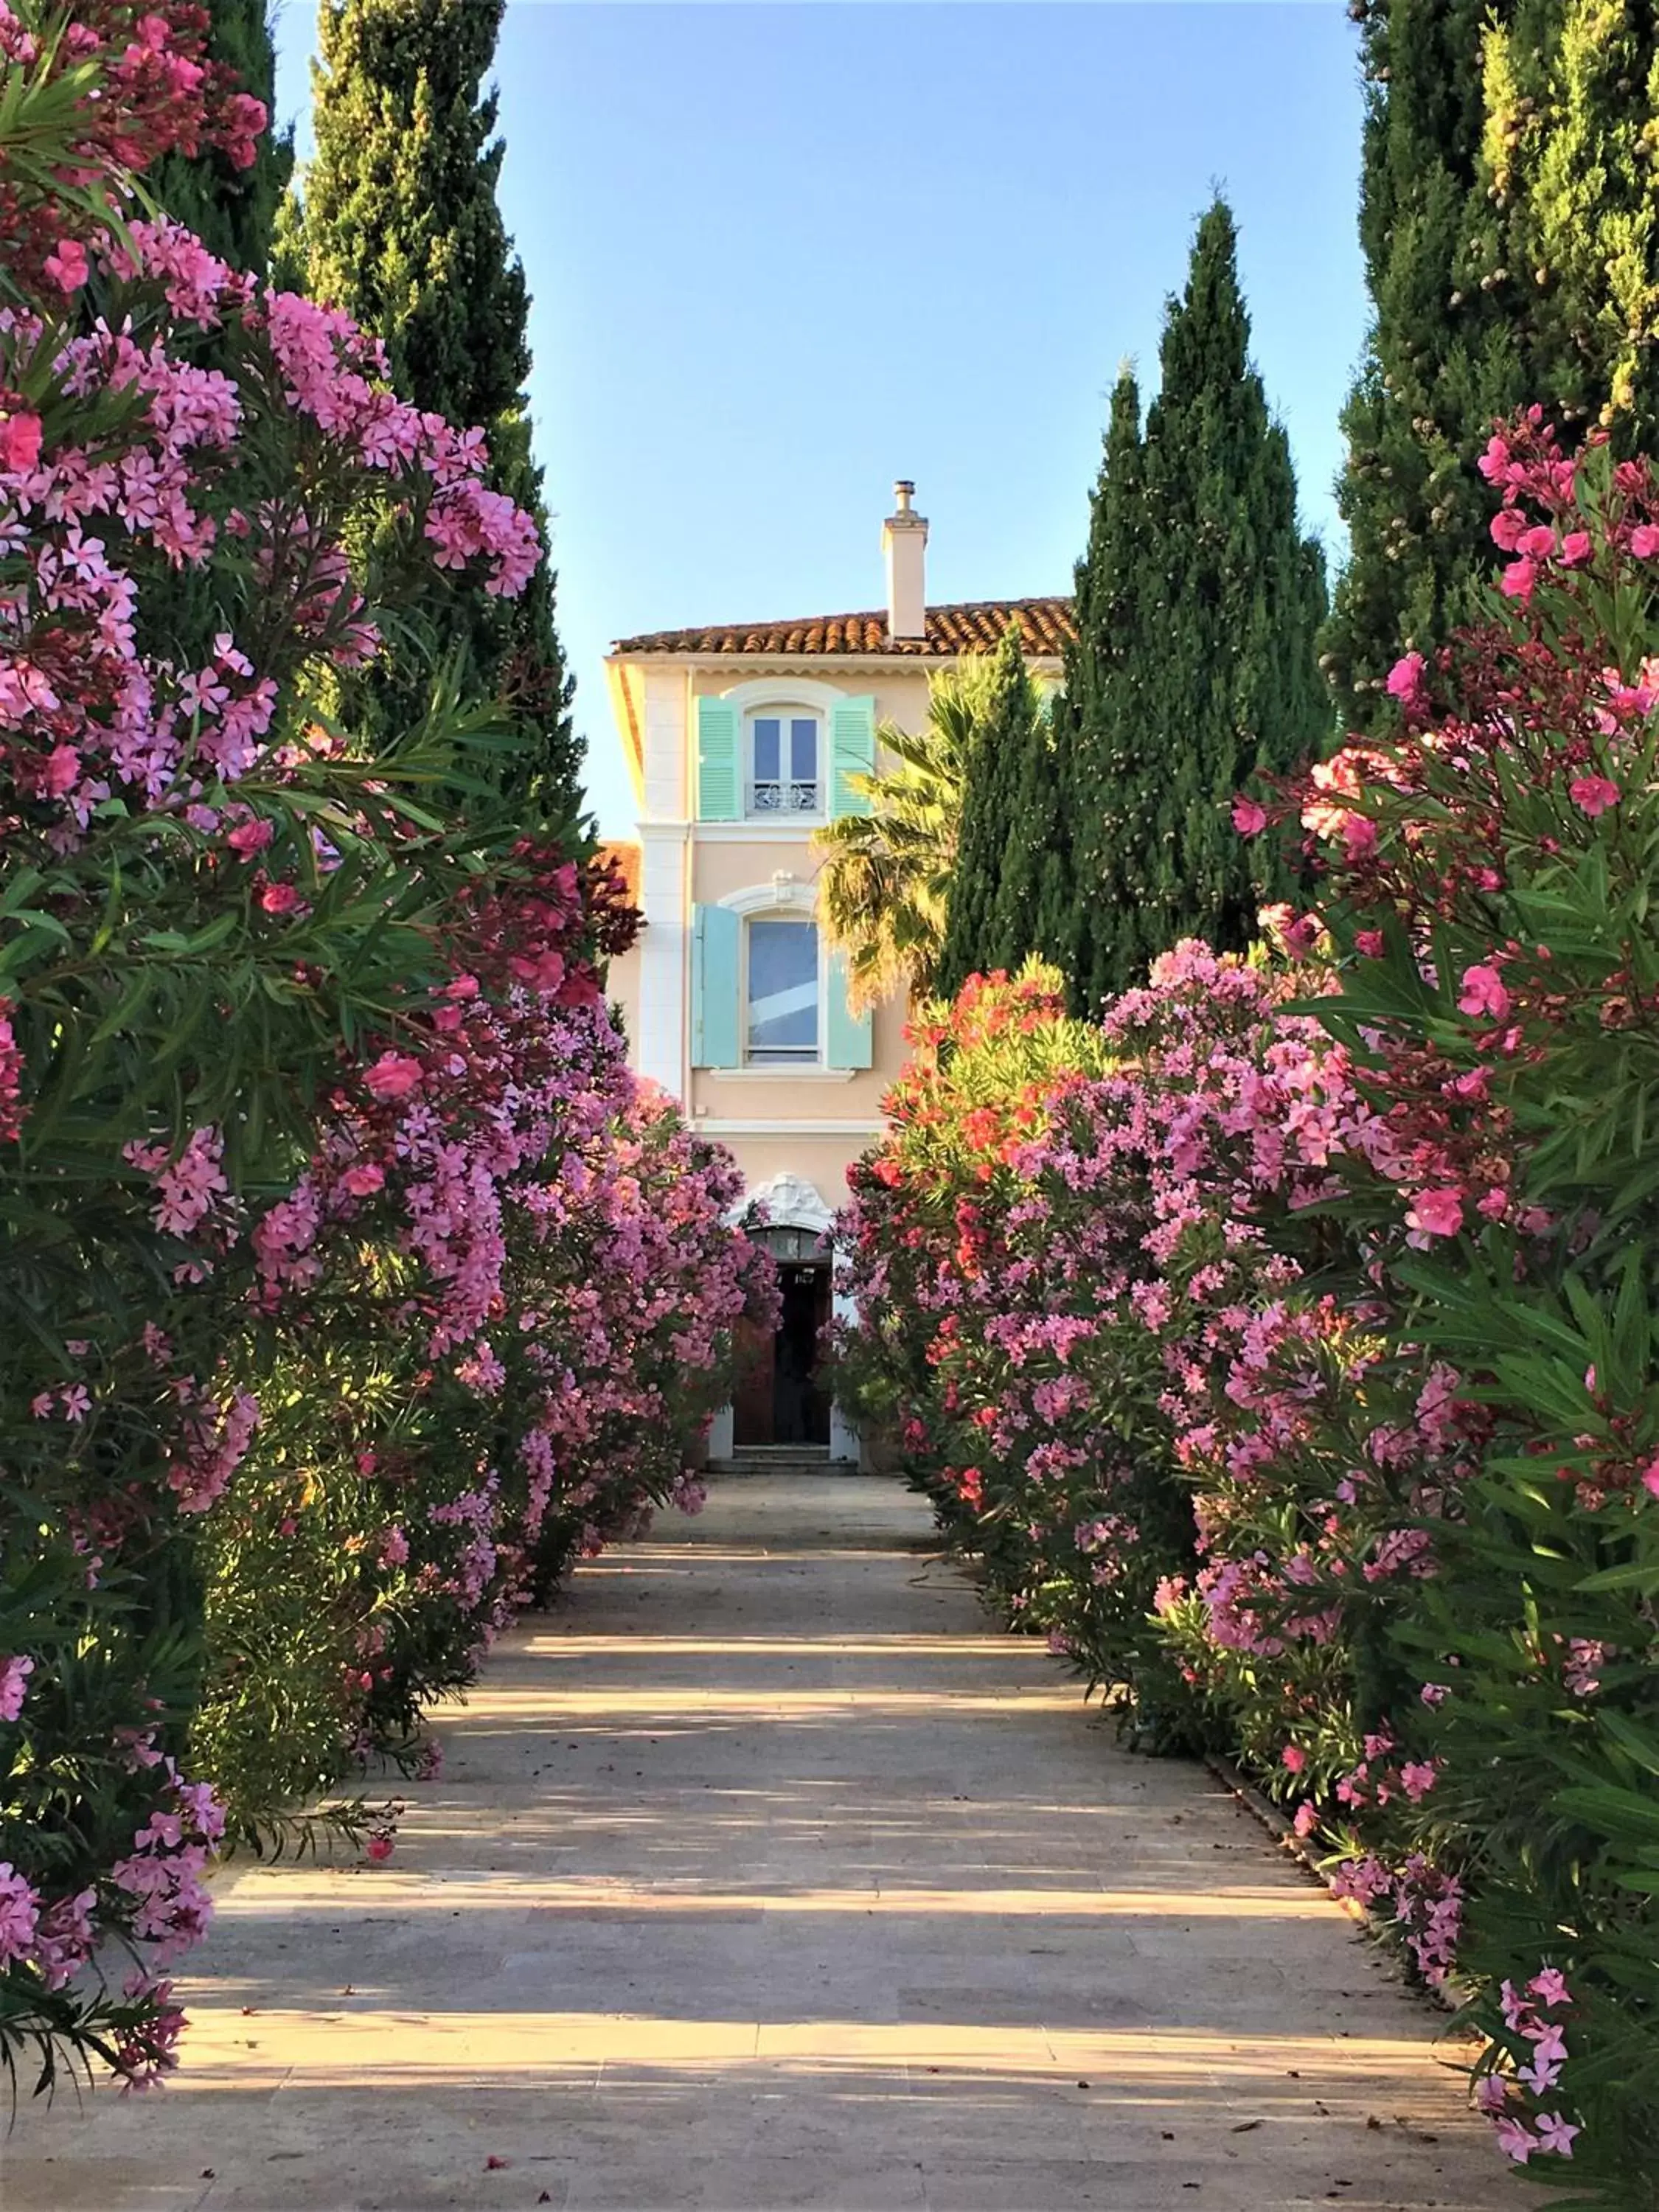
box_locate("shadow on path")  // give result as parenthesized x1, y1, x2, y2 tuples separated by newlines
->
(5, 1476, 1518, 2212)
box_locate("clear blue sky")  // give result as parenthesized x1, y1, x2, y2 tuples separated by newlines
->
(271, 2, 1369, 835)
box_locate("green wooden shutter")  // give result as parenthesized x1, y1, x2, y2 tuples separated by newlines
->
(826, 948, 873, 1070)
(691, 903, 740, 1067)
(696, 698, 741, 821)
(829, 695, 877, 818)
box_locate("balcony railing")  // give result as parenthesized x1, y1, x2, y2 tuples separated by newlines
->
(750, 780, 821, 813)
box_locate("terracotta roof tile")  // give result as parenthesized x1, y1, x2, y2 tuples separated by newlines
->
(597, 839, 641, 905)
(611, 597, 1074, 661)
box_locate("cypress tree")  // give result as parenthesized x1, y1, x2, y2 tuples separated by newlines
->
(148, 0, 293, 274)
(299, 0, 580, 809)
(1067, 203, 1329, 1015)
(938, 624, 1045, 998)
(1323, 0, 1528, 726)
(1031, 692, 1078, 984)
(1058, 366, 1147, 1015)
(987, 671, 1063, 981)
(1030, 693, 1073, 983)
(270, 181, 310, 296)
(1325, 0, 1659, 728)
(1487, 0, 1659, 437)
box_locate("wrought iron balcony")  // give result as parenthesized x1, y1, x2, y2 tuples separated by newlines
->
(750, 780, 821, 813)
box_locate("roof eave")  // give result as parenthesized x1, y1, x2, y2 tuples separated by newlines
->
(602, 657, 645, 802)
(605, 649, 1067, 672)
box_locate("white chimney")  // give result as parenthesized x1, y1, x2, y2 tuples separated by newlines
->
(882, 479, 928, 641)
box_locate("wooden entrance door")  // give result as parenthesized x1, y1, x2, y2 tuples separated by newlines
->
(803, 1262, 833, 1445)
(734, 1225, 834, 1452)
(732, 1313, 775, 1445)
(774, 1262, 832, 1446)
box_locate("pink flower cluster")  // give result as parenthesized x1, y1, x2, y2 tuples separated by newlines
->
(164, 1385, 259, 1513)
(0, 998, 23, 1141)
(0, 1764, 224, 2086)
(232, 953, 773, 1745)
(838, 923, 1617, 2168)
(1480, 408, 1654, 616)
(0, 1653, 33, 1720)
(125, 1126, 230, 1243)
(1331, 1849, 1462, 1984)
(841, 414, 1659, 2188)
(0, 4, 265, 288)
(1480, 1972, 1581, 2164)
(0, 218, 546, 855)
(0, 33, 777, 2100)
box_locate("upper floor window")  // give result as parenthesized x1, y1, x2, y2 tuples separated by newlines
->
(745, 915, 820, 1064)
(695, 689, 872, 827)
(747, 711, 820, 817)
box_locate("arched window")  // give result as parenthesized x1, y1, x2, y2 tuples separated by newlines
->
(690, 884, 870, 1073)
(694, 681, 873, 828)
(744, 911, 820, 1064)
(745, 707, 821, 817)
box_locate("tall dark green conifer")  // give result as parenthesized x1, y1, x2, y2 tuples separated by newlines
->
(987, 669, 1063, 981)
(938, 624, 1048, 998)
(1059, 366, 1146, 1013)
(1066, 203, 1329, 1015)
(1032, 692, 1078, 983)
(299, 0, 580, 808)
(149, 0, 292, 274)
(1324, 0, 1659, 729)
(1487, 0, 1659, 439)
(1323, 0, 1528, 725)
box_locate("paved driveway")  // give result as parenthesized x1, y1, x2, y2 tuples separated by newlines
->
(7, 1475, 1517, 2211)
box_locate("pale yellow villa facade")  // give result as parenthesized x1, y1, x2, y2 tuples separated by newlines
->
(602, 484, 1071, 1460)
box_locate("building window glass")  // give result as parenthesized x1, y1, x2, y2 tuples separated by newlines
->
(748, 712, 820, 815)
(745, 916, 819, 1063)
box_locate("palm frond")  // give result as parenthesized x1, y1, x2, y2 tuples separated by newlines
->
(811, 653, 995, 1011)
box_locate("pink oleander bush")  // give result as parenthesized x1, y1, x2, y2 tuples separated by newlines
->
(0, 4, 771, 2095)
(840, 420, 1659, 2203)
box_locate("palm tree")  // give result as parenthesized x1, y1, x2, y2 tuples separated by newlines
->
(812, 657, 996, 1012)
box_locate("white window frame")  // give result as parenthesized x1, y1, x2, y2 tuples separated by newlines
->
(708, 677, 848, 829)
(741, 908, 823, 1068)
(744, 706, 822, 820)
(716, 878, 849, 1079)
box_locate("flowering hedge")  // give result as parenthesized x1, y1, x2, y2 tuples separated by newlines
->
(840, 420, 1659, 2203)
(0, 3, 772, 2096)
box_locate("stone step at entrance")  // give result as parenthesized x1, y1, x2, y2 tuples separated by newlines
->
(709, 1444, 833, 1479)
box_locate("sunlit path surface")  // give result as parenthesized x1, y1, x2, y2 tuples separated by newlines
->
(7, 1475, 1515, 2211)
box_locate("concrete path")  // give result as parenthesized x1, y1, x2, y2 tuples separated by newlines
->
(7, 1475, 1516, 2212)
